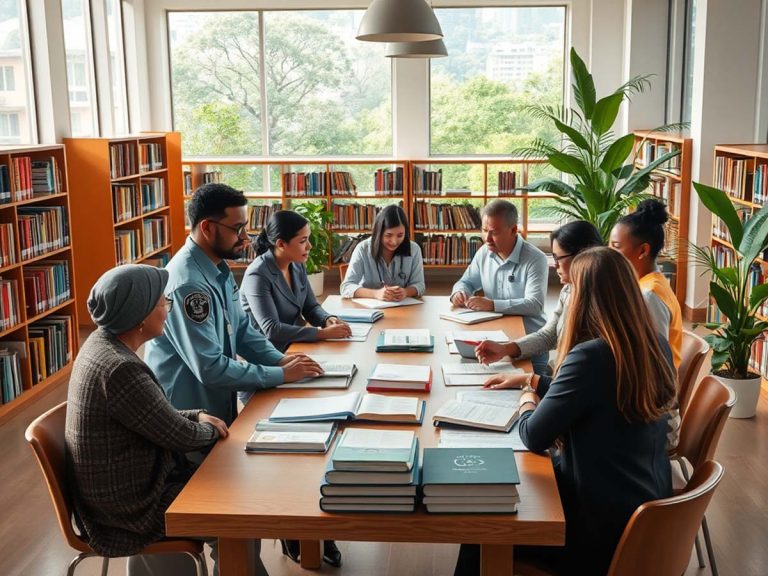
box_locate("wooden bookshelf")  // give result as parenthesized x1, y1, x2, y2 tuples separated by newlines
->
(633, 131, 692, 306)
(0, 144, 79, 423)
(65, 133, 184, 325)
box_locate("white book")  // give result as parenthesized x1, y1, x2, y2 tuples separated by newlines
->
(383, 329, 430, 347)
(440, 308, 503, 325)
(352, 297, 424, 309)
(245, 420, 337, 453)
(432, 390, 523, 432)
(324, 308, 384, 323)
(269, 392, 424, 424)
(326, 323, 373, 342)
(441, 362, 524, 386)
(368, 363, 432, 391)
(281, 355, 357, 389)
(445, 330, 509, 344)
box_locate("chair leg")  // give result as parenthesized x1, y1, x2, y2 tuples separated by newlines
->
(67, 552, 97, 576)
(701, 514, 719, 576)
(679, 460, 706, 568)
(100, 556, 110, 576)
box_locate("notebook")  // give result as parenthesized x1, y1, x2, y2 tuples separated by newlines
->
(245, 420, 337, 453)
(441, 362, 523, 386)
(280, 355, 357, 389)
(367, 363, 432, 392)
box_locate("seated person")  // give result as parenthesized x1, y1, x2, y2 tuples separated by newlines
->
(241, 209, 352, 352)
(475, 220, 603, 374)
(340, 204, 425, 301)
(65, 265, 229, 575)
(450, 199, 549, 373)
(456, 247, 676, 576)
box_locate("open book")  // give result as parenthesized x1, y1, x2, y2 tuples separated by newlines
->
(269, 391, 426, 424)
(441, 362, 524, 386)
(440, 307, 503, 325)
(245, 420, 338, 453)
(367, 363, 432, 392)
(432, 389, 523, 432)
(281, 355, 357, 389)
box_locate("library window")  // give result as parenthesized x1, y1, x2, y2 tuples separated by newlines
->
(430, 6, 566, 155)
(106, 0, 129, 133)
(0, 66, 15, 91)
(0, 0, 36, 143)
(168, 10, 391, 157)
(62, 0, 98, 137)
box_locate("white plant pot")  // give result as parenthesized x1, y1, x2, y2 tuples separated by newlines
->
(715, 374, 762, 419)
(308, 271, 324, 297)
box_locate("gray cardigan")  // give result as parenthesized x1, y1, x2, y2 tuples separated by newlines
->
(515, 284, 570, 359)
(240, 250, 331, 351)
(65, 328, 218, 557)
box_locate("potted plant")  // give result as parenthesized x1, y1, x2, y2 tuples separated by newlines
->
(515, 47, 684, 240)
(293, 201, 333, 296)
(691, 181, 768, 418)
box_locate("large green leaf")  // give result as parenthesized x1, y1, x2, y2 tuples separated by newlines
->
(599, 134, 635, 173)
(554, 119, 592, 151)
(615, 151, 677, 198)
(710, 281, 738, 321)
(740, 201, 768, 265)
(693, 182, 744, 248)
(709, 350, 729, 371)
(706, 335, 732, 352)
(548, 151, 588, 176)
(749, 282, 768, 310)
(526, 177, 577, 197)
(570, 48, 596, 119)
(591, 93, 624, 136)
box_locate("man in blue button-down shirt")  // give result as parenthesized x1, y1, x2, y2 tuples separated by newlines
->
(144, 184, 323, 427)
(450, 199, 549, 373)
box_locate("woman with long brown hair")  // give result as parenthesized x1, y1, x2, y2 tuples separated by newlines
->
(454, 247, 676, 576)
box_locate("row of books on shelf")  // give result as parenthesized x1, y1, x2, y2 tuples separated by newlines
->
(0, 343, 23, 404)
(284, 171, 326, 196)
(142, 217, 169, 254)
(17, 206, 70, 261)
(714, 156, 754, 201)
(139, 142, 164, 173)
(23, 260, 71, 316)
(649, 175, 681, 217)
(330, 171, 357, 196)
(183, 169, 223, 194)
(712, 208, 750, 243)
(412, 167, 443, 195)
(0, 157, 63, 203)
(416, 234, 482, 266)
(113, 179, 167, 222)
(115, 229, 141, 265)
(753, 164, 768, 204)
(0, 223, 15, 267)
(413, 201, 482, 230)
(248, 202, 281, 231)
(497, 171, 522, 196)
(110, 142, 138, 179)
(230, 235, 258, 265)
(374, 168, 404, 196)
(662, 220, 679, 258)
(636, 141, 681, 174)
(0, 277, 20, 330)
(331, 202, 389, 230)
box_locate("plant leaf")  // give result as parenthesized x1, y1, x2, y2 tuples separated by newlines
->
(591, 93, 624, 136)
(692, 182, 744, 248)
(548, 151, 587, 176)
(599, 134, 635, 173)
(570, 47, 596, 119)
(710, 281, 738, 321)
(740, 202, 768, 265)
(749, 282, 768, 310)
(709, 350, 730, 372)
(553, 119, 592, 151)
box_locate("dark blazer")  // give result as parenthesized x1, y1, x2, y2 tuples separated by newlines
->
(240, 250, 331, 351)
(519, 338, 673, 576)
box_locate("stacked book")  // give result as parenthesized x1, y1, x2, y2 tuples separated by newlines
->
(422, 447, 520, 513)
(320, 428, 419, 512)
(376, 328, 434, 352)
(246, 420, 338, 453)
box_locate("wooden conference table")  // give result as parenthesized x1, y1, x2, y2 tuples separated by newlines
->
(166, 296, 565, 576)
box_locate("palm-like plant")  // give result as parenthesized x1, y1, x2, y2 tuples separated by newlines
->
(515, 47, 684, 240)
(293, 202, 333, 275)
(692, 182, 768, 379)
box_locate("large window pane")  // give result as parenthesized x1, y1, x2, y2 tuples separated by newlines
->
(431, 7, 566, 155)
(0, 0, 36, 144)
(106, 0, 128, 133)
(168, 10, 392, 157)
(63, 0, 98, 136)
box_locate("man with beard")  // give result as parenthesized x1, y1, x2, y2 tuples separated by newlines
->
(144, 183, 323, 428)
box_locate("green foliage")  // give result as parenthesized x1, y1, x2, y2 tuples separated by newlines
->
(691, 182, 768, 378)
(515, 47, 685, 240)
(292, 202, 333, 275)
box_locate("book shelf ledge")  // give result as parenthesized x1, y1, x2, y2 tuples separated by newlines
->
(413, 194, 482, 199)
(21, 245, 71, 266)
(725, 195, 761, 209)
(712, 236, 735, 250)
(0, 192, 70, 209)
(139, 244, 173, 262)
(25, 298, 76, 325)
(414, 229, 481, 234)
(331, 228, 373, 233)
(114, 205, 171, 227)
(111, 173, 142, 183)
(423, 264, 467, 268)
(331, 192, 405, 199)
(139, 167, 168, 178)
(0, 261, 19, 274)
(0, 321, 24, 339)
(245, 195, 282, 200)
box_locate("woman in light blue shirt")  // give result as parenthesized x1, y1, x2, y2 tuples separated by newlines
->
(340, 205, 425, 301)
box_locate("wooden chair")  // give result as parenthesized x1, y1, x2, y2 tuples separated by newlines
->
(672, 376, 736, 576)
(338, 263, 349, 282)
(678, 330, 710, 418)
(25, 402, 208, 576)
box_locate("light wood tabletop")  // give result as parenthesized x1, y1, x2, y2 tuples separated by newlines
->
(166, 296, 565, 576)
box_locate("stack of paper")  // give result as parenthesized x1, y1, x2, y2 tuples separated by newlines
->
(281, 355, 357, 389)
(441, 362, 523, 386)
(376, 329, 434, 352)
(325, 308, 383, 323)
(320, 429, 420, 512)
(326, 323, 374, 342)
(432, 389, 523, 432)
(367, 363, 432, 392)
(245, 420, 338, 453)
(440, 308, 503, 325)
(422, 447, 521, 513)
(269, 391, 426, 424)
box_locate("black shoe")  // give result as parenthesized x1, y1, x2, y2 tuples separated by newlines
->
(323, 540, 343, 567)
(280, 539, 300, 563)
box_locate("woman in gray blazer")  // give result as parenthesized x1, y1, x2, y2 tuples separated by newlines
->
(241, 210, 352, 352)
(340, 204, 425, 301)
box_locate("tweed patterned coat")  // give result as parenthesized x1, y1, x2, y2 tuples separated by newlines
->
(65, 328, 218, 557)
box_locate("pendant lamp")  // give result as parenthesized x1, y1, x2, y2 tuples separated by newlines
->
(357, 0, 443, 43)
(385, 38, 447, 58)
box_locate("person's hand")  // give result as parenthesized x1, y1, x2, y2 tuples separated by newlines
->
(466, 296, 494, 311)
(326, 317, 348, 328)
(475, 341, 507, 365)
(282, 355, 325, 382)
(450, 292, 468, 307)
(319, 322, 353, 340)
(374, 287, 397, 301)
(384, 285, 406, 301)
(483, 373, 531, 389)
(199, 413, 229, 438)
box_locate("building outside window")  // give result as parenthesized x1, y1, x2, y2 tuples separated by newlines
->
(62, 0, 98, 136)
(0, 0, 36, 144)
(106, 0, 129, 133)
(0, 65, 15, 91)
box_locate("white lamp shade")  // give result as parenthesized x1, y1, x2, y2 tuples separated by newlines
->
(385, 39, 448, 58)
(357, 0, 443, 42)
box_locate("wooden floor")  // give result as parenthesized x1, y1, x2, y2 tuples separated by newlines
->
(3, 278, 768, 575)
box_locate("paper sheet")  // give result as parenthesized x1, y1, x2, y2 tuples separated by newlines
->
(352, 297, 424, 309)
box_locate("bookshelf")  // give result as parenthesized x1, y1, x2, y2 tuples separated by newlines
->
(65, 132, 184, 325)
(707, 144, 768, 379)
(0, 144, 79, 422)
(181, 158, 408, 269)
(633, 131, 692, 306)
(408, 158, 554, 268)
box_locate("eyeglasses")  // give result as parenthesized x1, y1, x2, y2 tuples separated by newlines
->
(209, 220, 248, 237)
(552, 252, 576, 265)
(163, 297, 174, 312)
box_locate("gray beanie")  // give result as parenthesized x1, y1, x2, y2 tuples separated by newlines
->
(88, 264, 169, 334)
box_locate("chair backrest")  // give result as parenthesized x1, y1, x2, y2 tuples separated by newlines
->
(676, 375, 736, 470)
(607, 460, 724, 576)
(339, 263, 348, 281)
(25, 402, 90, 553)
(677, 330, 710, 418)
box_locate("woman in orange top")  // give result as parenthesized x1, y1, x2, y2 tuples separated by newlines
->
(609, 199, 683, 370)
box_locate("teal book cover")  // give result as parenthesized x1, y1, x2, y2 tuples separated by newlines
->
(422, 448, 520, 485)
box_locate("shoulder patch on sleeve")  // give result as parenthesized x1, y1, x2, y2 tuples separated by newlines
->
(183, 292, 211, 323)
